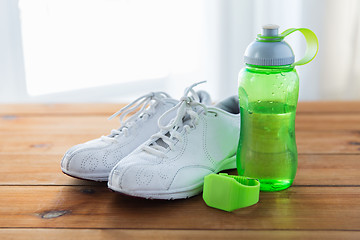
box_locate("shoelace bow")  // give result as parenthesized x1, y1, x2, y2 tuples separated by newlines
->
(142, 81, 208, 157)
(101, 91, 170, 142)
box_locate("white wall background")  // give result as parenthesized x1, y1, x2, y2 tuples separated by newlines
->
(0, 0, 359, 103)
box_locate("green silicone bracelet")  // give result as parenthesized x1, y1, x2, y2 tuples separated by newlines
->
(203, 173, 260, 212)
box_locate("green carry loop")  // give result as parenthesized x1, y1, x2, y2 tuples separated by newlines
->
(280, 28, 319, 66)
(203, 173, 260, 212)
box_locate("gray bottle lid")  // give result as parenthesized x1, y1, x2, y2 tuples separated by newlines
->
(244, 24, 295, 66)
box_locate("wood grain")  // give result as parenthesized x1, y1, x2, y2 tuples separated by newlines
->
(1, 113, 360, 134)
(1, 102, 359, 239)
(0, 229, 359, 240)
(297, 101, 360, 113)
(294, 154, 360, 186)
(0, 104, 125, 116)
(1, 154, 359, 186)
(296, 131, 360, 154)
(0, 186, 359, 230)
(0, 116, 119, 134)
(0, 131, 359, 154)
(1, 101, 359, 116)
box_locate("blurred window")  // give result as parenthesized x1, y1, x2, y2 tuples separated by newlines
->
(18, 0, 203, 96)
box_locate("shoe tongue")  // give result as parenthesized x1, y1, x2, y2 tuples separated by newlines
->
(136, 96, 176, 120)
(154, 132, 171, 149)
(196, 90, 212, 105)
(160, 97, 178, 106)
(150, 91, 211, 151)
(110, 97, 176, 139)
(152, 103, 202, 150)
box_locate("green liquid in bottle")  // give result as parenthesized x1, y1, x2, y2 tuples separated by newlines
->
(236, 101, 298, 191)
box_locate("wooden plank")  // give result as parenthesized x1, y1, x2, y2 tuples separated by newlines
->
(0, 104, 125, 116)
(0, 229, 358, 240)
(0, 154, 98, 186)
(294, 154, 360, 186)
(297, 131, 360, 154)
(1, 113, 360, 134)
(296, 114, 360, 131)
(0, 116, 119, 134)
(1, 102, 359, 116)
(0, 131, 359, 154)
(297, 101, 360, 113)
(0, 154, 359, 186)
(0, 133, 99, 154)
(0, 186, 359, 230)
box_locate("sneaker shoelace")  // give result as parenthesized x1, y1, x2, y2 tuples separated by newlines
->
(142, 81, 208, 157)
(101, 91, 170, 142)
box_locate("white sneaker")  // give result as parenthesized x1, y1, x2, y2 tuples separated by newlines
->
(108, 82, 240, 199)
(61, 90, 211, 181)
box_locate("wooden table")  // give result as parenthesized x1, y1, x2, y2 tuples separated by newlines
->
(0, 102, 359, 239)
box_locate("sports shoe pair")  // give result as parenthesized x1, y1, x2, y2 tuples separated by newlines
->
(61, 82, 240, 199)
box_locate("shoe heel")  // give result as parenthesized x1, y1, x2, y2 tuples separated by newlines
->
(219, 155, 237, 171)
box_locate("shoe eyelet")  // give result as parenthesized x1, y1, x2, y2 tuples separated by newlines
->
(208, 111, 218, 117)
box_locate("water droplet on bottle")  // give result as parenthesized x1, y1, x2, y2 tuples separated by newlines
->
(270, 101, 273, 104)
(257, 100, 261, 103)
(272, 92, 275, 95)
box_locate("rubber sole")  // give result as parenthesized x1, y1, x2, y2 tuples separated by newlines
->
(61, 154, 109, 182)
(61, 168, 108, 182)
(107, 155, 237, 200)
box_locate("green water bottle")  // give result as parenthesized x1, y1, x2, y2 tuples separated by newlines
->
(237, 25, 318, 192)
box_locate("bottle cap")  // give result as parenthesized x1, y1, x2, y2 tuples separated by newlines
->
(244, 25, 318, 66)
(203, 173, 260, 212)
